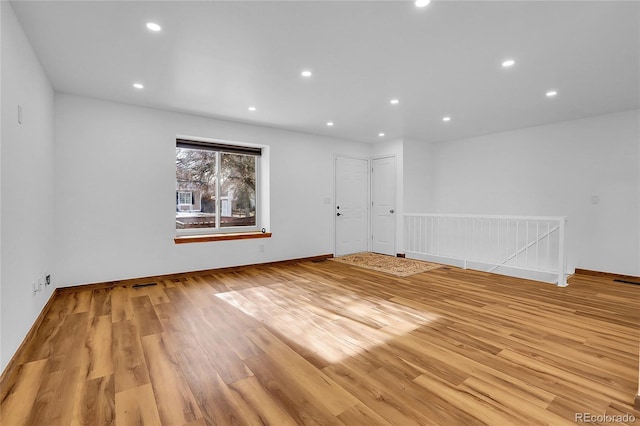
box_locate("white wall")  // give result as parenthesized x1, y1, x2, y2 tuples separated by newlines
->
(54, 94, 371, 287)
(403, 138, 433, 213)
(373, 139, 404, 254)
(412, 110, 639, 276)
(0, 2, 56, 371)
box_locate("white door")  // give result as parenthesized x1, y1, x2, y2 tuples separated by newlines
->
(372, 156, 396, 255)
(335, 156, 369, 256)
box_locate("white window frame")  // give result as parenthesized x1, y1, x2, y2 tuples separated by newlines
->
(176, 137, 262, 236)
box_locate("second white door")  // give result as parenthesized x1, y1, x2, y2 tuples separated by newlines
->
(372, 156, 396, 255)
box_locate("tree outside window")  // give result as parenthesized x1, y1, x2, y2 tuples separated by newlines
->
(176, 143, 257, 231)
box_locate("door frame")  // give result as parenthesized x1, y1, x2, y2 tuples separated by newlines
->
(371, 154, 397, 256)
(333, 154, 371, 256)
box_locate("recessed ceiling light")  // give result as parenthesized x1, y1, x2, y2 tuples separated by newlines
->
(546, 90, 558, 97)
(415, 0, 431, 7)
(502, 59, 515, 68)
(327, 122, 334, 127)
(248, 106, 257, 111)
(442, 116, 451, 122)
(390, 99, 400, 105)
(378, 133, 385, 137)
(146, 22, 162, 32)
(133, 83, 144, 89)
(301, 70, 312, 77)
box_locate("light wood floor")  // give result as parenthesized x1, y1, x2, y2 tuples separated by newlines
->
(1, 260, 639, 425)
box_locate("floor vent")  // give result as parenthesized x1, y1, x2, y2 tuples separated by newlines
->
(132, 282, 158, 289)
(613, 279, 640, 286)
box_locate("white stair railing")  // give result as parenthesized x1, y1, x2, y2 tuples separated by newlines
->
(404, 214, 568, 286)
(487, 224, 560, 273)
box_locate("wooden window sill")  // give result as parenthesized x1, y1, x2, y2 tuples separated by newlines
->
(175, 232, 272, 244)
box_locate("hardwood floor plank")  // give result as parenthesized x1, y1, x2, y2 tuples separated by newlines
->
(112, 320, 150, 393)
(182, 419, 207, 426)
(130, 295, 164, 336)
(90, 288, 112, 318)
(201, 305, 263, 360)
(24, 366, 80, 426)
(0, 359, 48, 425)
(25, 310, 88, 364)
(413, 373, 524, 426)
(467, 370, 556, 409)
(244, 353, 346, 426)
(180, 276, 219, 309)
(114, 384, 161, 426)
(46, 312, 90, 372)
(322, 362, 433, 425)
(69, 290, 92, 314)
(373, 365, 482, 425)
(183, 316, 254, 385)
(336, 402, 393, 426)
(85, 315, 114, 380)
(174, 345, 254, 425)
(110, 287, 134, 323)
(498, 347, 630, 405)
(458, 376, 574, 425)
(246, 327, 359, 416)
(229, 375, 299, 426)
(140, 333, 202, 425)
(71, 374, 115, 426)
(163, 285, 201, 319)
(153, 301, 191, 334)
(207, 295, 264, 332)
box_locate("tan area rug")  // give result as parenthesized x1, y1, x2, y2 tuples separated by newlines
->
(331, 252, 444, 277)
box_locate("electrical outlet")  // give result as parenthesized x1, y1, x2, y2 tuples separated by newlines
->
(38, 277, 44, 291)
(45, 274, 51, 286)
(33, 280, 39, 294)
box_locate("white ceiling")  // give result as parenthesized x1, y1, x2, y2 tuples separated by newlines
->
(10, 1, 640, 144)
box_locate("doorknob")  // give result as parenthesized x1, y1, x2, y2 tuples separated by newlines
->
(389, 209, 394, 214)
(336, 212, 342, 216)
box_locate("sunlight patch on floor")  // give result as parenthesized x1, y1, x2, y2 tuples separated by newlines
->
(215, 280, 440, 363)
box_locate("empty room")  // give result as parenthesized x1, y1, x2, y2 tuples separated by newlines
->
(1, 0, 639, 425)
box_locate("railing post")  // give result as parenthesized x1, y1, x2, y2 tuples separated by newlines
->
(557, 217, 568, 287)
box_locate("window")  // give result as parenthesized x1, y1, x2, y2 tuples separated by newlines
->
(175, 139, 260, 233)
(177, 191, 193, 206)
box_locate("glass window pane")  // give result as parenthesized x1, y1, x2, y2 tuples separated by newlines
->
(220, 153, 256, 228)
(176, 148, 217, 230)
